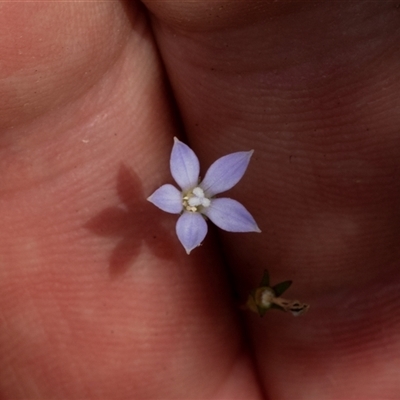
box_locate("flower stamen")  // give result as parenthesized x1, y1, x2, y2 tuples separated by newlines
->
(183, 186, 211, 212)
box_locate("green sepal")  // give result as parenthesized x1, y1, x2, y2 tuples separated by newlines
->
(259, 270, 270, 287)
(272, 280, 292, 297)
(245, 293, 258, 314)
(257, 305, 268, 317)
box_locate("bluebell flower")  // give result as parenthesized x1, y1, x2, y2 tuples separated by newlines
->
(147, 138, 261, 254)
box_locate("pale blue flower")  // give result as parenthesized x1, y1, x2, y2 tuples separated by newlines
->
(147, 138, 261, 254)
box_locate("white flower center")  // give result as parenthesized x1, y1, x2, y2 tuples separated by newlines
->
(183, 186, 211, 212)
(258, 287, 275, 308)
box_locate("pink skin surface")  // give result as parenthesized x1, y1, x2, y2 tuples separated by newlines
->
(1, 1, 400, 399)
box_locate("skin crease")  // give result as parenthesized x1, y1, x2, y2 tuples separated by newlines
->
(0, 1, 400, 399)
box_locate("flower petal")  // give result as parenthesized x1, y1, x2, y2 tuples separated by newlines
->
(202, 198, 261, 232)
(147, 184, 182, 214)
(200, 150, 253, 196)
(170, 137, 200, 191)
(176, 212, 208, 254)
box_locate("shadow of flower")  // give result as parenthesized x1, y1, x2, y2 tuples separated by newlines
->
(85, 164, 178, 276)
